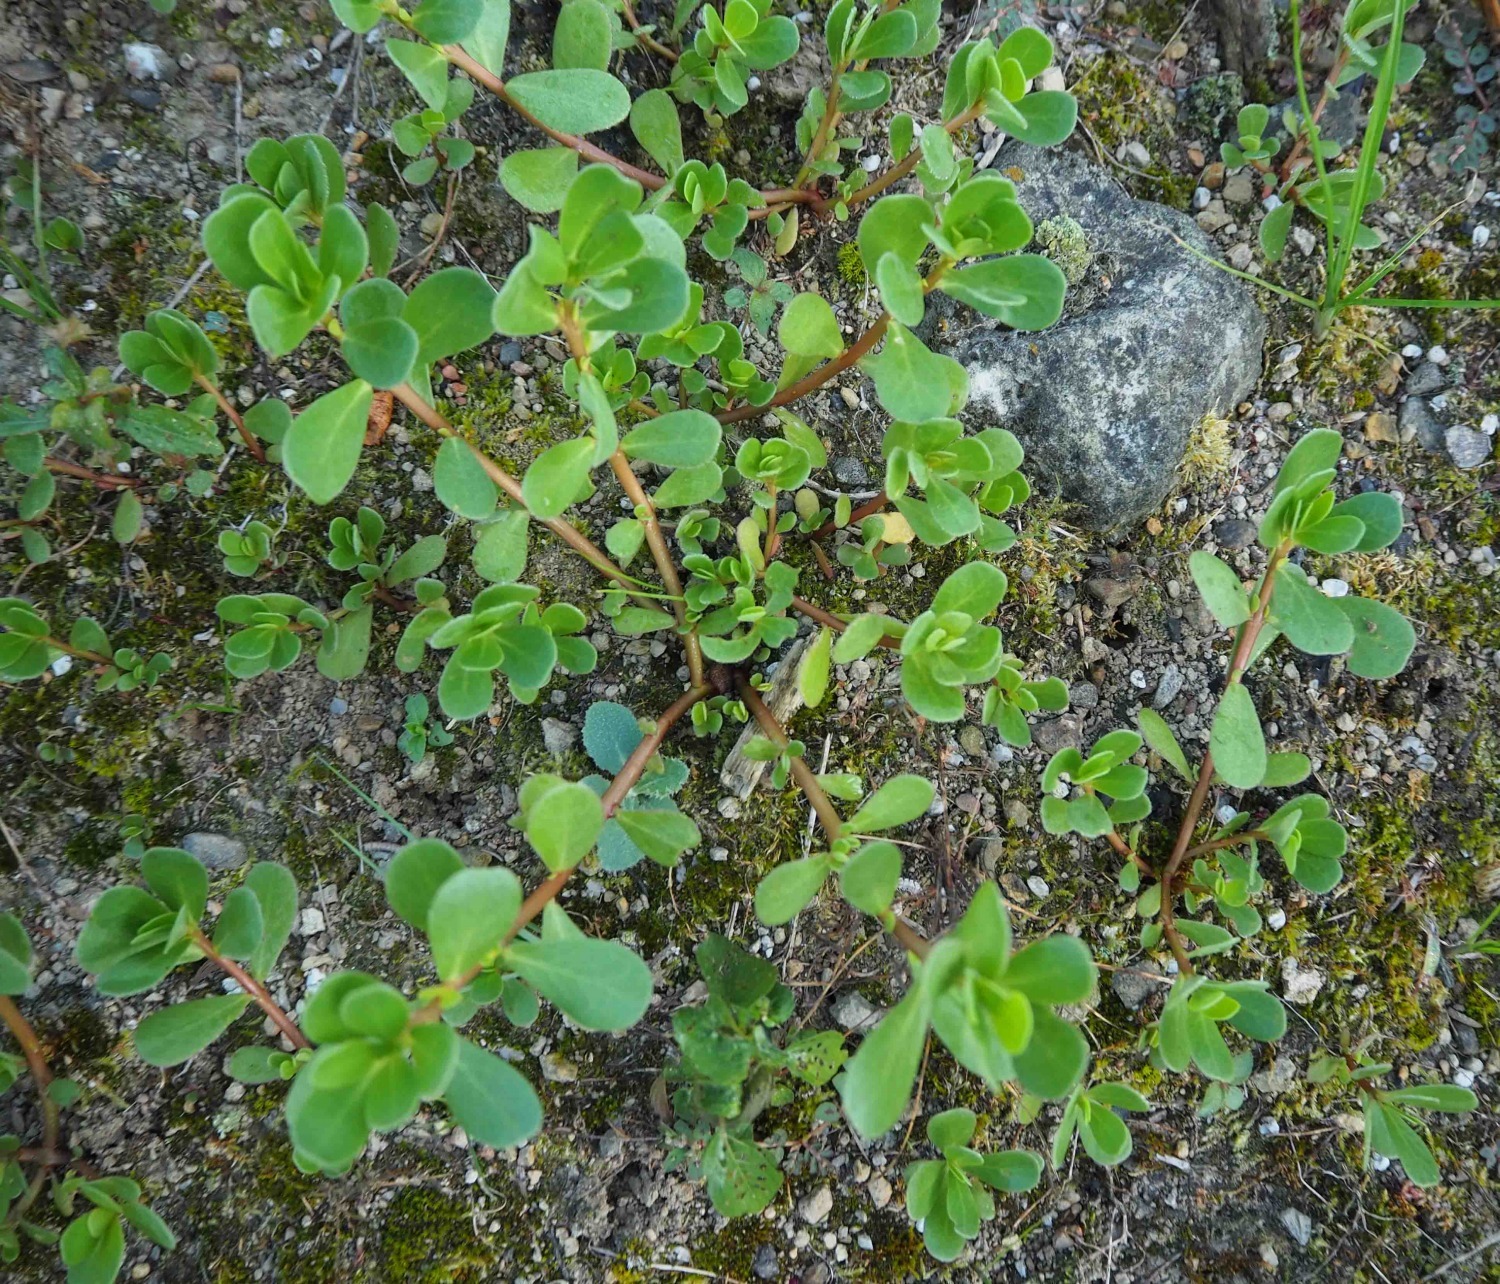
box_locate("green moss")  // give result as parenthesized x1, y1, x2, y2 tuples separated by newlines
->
(836, 240, 867, 286)
(372, 1186, 503, 1282)
(1033, 215, 1091, 286)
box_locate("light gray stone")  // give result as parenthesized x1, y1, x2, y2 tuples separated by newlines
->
(798, 1184, 833, 1225)
(933, 143, 1266, 530)
(1446, 427, 1493, 470)
(541, 717, 577, 755)
(181, 832, 248, 871)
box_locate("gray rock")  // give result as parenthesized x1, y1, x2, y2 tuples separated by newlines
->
(181, 832, 248, 871)
(1033, 713, 1082, 756)
(1406, 360, 1449, 398)
(541, 717, 577, 755)
(831, 990, 883, 1032)
(831, 455, 872, 487)
(1400, 395, 1446, 451)
(798, 1184, 833, 1225)
(1280, 1207, 1314, 1247)
(1446, 427, 1493, 470)
(1214, 518, 1257, 549)
(1153, 663, 1185, 709)
(1069, 681, 1100, 709)
(934, 143, 1266, 530)
(752, 1245, 779, 1281)
(1111, 966, 1161, 1011)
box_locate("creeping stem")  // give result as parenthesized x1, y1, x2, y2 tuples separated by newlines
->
(1156, 545, 1289, 973)
(0, 995, 61, 1226)
(195, 374, 267, 462)
(739, 676, 931, 960)
(557, 309, 706, 688)
(388, 382, 654, 607)
(189, 928, 311, 1050)
(412, 683, 713, 1025)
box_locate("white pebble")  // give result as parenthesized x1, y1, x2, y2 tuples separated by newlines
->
(1216, 803, 1238, 825)
(1263, 193, 1283, 212)
(1320, 578, 1350, 598)
(1402, 343, 1423, 359)
(268, 27, 287, 49)
(1481, 414, 1497, 435)
(50, 655, 73, 677)
(1193, 187, 1211, 210)
(1454, 1068, 1476, 1088)
(1266, 908, 1287, 930)
(1474, 225, 1491, 249)
(1428, 344, 1450, 365)
(862, 154, 881, 172)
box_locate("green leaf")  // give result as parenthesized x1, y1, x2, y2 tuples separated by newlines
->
(875, 251, 925, 326)
(1011, 1005, 1089, 1099)
(1209, 684, 1266, 789)
(1336, 596, 1415, 680)
(621, 409, 721, 468)
(433, 437, 500, 518)
(702, 1130, 783, 1217)
(134, 994, 251, 1067)
(506, 69, 631, 135)
(473, 506, 530, 582)
(404, 267, 497, 367)
(524, 779, 604, 871)
(1188, 552, 1251, 629)
(244, 862, 298, 981)
(1005, 935, 1096, 1006)
(863, 323, 962, 423)
(553, 0, 612, 69)
(1332, 491, 1402, 552)
(59, 1211, 125, 1284)
(652, 461, 722, 508)
(846, 774, 934, 833)
(1262, 751, 1311, 787)
(857, 193, 931, 274)
(384, 838, 466, 932)
(1382, 1084, 1478, 1113)
(442, 1035, 542, 1147)
(630, 89, 686, 177)
(927, 1107, 977, 1151)
(798, 625, 832, 708)
(1137, 708, 1190, 777)
(387, 38, 450, 109)
(143, 846, 209, 918)
(1271, 564, 1355, 655)
(612, 809, 701, 865)
(754, 857, 832, 925)
(839, 841, 901, 916)
(427, 867, 523, 982)
(779, 293, 843, 358)
(507, 936, 652, 1029)
(283, 380, 373, 505)
(931, 561, 1007, 619)
(212, 886, 264, 960)
(411, 0, 482, 42)
(1001, 89, 1078, 146)
(112, 490, 144, 545)
(522, 437, 594, 518)
(340, 314, 418, 389)
(367, 202, 399, 277)
(1274, 428, 1343, 495)
(1259, 199, 1294, 261)
(499, 148, 580, 214)
(939, 255, 1066, 330)
(465, 0, 512, 75)
(317, 603, 373, 679)
(841, 986, 929, 1137)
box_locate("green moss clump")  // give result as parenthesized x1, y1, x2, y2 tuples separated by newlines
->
(1033, 216, 1091, 286)
(372, 1186, 502, 1282)
(837, 240, 868, 286)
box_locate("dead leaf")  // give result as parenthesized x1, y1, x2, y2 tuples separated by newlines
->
(364, 389, 394, 446)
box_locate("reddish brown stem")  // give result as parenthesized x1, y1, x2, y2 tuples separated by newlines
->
(1157, 547, 1289, 973)
(739, 676, 930, 958)
(1105, 828, 1155, 878)
(789, 595, 900, 650)
(44, 458, 139, 490)
(197, 375, 266, 463)
(390, 382, 648, 603)
(620, 0, 679, 61)
(0, 994, 61, 1226)
(718, 313, 891, 426)
(191, 930, 310, 1049)
(811, 492, 888, 542)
